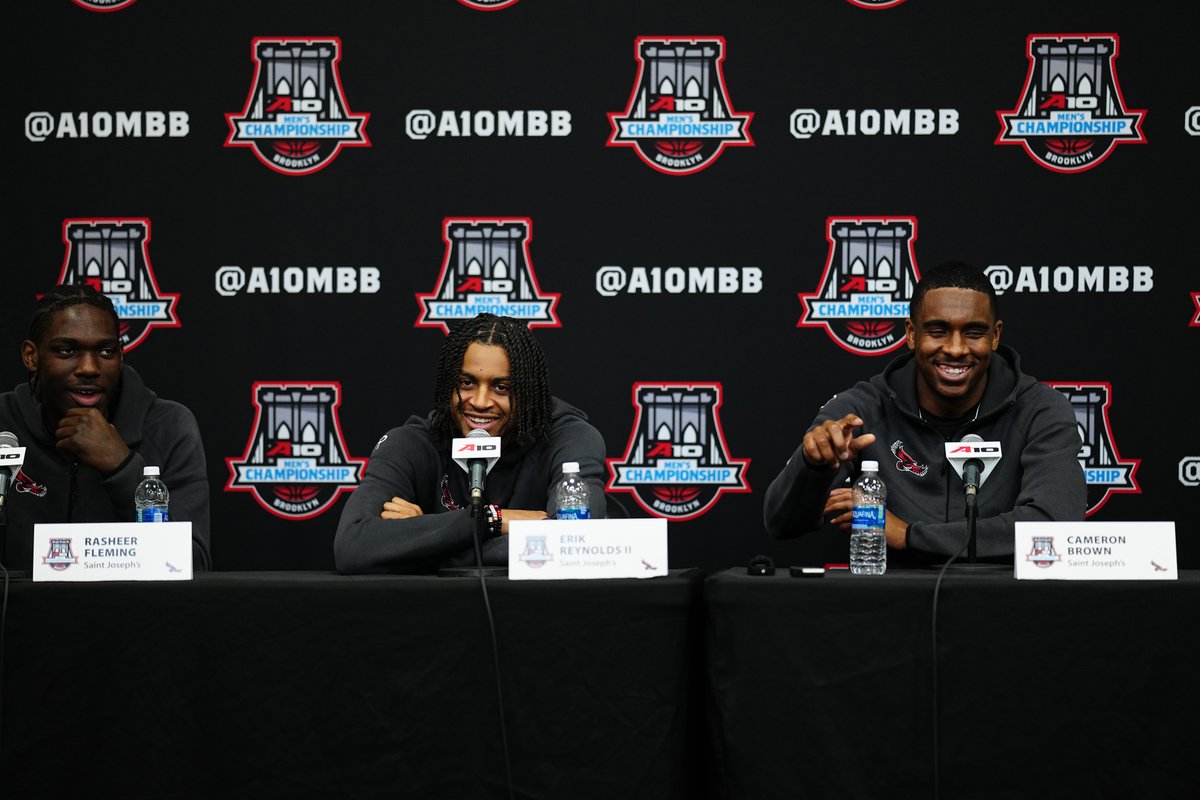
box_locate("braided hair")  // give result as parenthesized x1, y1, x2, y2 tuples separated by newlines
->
(909, 260, 1000, 323)
(430, 314, 553, 448)
(27, 283, 121, 346)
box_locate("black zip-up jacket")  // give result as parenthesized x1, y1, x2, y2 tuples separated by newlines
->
(763, 345, 1085, 562)
(0, 365, 211, 571)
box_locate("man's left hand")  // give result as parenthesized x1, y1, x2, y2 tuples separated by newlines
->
(824, 487, 908, 550)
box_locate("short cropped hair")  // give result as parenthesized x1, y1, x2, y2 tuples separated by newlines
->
(909, 260, 999, 323)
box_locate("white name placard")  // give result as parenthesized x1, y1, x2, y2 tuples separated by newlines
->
(1015, 520, 1176, 580)
(508, 518, 668, 580)
(33, 522, 193, 582)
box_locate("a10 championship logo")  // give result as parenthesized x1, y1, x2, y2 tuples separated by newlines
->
(1049, 382, 1140, 516)
(996, 34, 1145, 173)
(607, 383, 750, 520)
(226, 38, 370, 176)
(56, 219, 179, 352)
(608, 37, 753, 175)
(71, 0, 136, 10)
(458, 0, 519, 8)
(43, 538, 78, 570)
(226, 383, 365, 520)
(797, 217, 920, 356)
(846, 0, 906, 7)
(415, 218, 560, 333)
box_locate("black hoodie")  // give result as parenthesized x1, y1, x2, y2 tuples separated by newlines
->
(0, 365, 211, 571)
(334, 397, 606, 574)
(763, 345, 1085, 563)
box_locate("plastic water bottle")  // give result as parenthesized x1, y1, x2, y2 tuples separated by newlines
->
(850, 460, 886, 575)
(555, 461, 591, 520)
(135, 466, 170, 522)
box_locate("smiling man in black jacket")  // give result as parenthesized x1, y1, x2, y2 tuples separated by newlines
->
(764, 260, 1085, 564)
(334, 313, 607, 574)
(0, 285, 211, 571)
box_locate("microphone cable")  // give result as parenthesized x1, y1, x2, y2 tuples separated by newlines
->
(930, 536, 969, 800)
(471, 503, 516, 800)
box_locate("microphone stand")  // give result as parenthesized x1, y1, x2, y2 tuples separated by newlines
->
(949, 484, 1007, 571)
(966, 494, 978, 563)
(470, 494, 506, 577)
(471, 495, 486, 568)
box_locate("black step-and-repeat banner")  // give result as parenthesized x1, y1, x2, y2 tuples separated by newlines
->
(4, 1, 1197, 570)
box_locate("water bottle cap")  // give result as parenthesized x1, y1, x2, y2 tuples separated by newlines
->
(860, 460, 879, 472)
(143, 466, 161, 476)
(562, 461, 580, 474)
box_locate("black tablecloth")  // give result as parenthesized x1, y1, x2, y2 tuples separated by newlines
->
(0, 570, 703, 799)
(7, 566, 1196, 798)
(705, 568, 1200, 800)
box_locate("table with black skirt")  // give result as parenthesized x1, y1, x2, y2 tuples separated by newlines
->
(704, 567, 1200, 800)
(0, 569, 704, 799)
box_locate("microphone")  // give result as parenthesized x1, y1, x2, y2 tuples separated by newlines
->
(451, 429, 502, 505)
(944, 434, 1003, 503)
(945, 434, 1003, 565)
(0, 430, 27, 512)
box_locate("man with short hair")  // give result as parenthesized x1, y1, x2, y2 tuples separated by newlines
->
(0, 284, 211, 570)
(764, 260, 1085, 562)
(334, 313, 607, 574)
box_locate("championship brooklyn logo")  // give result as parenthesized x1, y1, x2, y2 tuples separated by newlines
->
(457, 0, 519, 8)
(57, 218, 179, 352)
(1048, 381, 1140, 515)
(43, 538, 78, 571)
(607, 383, 750, 521)
(415, 218, 560, 334)
(846, 0, 906, 7)
(1026, 536, 1061, 568)
(996, 34, 1145, 173)
(608, 37, 753, 175)
(797, 217, 920, 356)
(226, 383, 365, 520)
(226, 37, 370, 176)
(72, 0, 137, 10)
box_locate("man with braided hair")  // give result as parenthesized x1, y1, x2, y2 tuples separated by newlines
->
(335, 313, 607, 574)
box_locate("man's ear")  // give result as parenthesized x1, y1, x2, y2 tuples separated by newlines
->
(21, 339, 38, 373)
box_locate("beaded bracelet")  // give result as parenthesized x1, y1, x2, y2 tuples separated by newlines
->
(485, 504, 503, 538)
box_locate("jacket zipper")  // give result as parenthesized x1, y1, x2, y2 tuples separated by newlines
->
(66, 461, 79, 523)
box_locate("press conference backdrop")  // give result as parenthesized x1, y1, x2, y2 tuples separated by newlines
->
(3, 0, 1197, 571)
